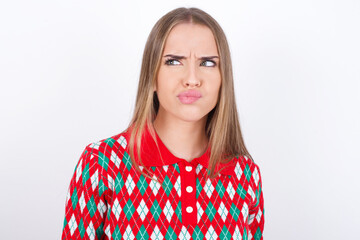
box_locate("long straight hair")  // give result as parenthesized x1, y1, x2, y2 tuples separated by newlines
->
(125, 7, 253, 185)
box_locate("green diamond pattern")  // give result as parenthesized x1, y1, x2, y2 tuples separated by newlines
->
(79, 218, 85, 238)
(192, 226, 204, 239)
(216, 180, 225, 199)
(243, 227, 248, 240)
(196, 178, 203, 199)
(104, 137, 116, 148)
(254, 227, 262, 240)
(165, 226, 176, 240)
(96, 223, 104, 239)
(71, 187, 78, 210)
(115, 172, 125, 194)
(123, 199, 135, 221)
(150, 199, 162, 221)
(62, 217, 67, 230)
(82, 163, 90, 186)
(137, 175, 149, 196)
(112, 225, 122, 240)
(99, 179, 108, 197)
(205, 202, 216, 222)
(107, 204, 111, 220)
(229, 203, 240, 221)
(175, 201, 181, 223)
(87, 196, 96, 217)
(237, 183, 247, 199)
(98, 152, 110, 171)
(244, 164, 251, 182)
(122, 151, 132, 170)
(136, 225, 149, 239)
(219, 225, 231, 240)
(174, 163, 180, 173)
(162, 175, 173, 197)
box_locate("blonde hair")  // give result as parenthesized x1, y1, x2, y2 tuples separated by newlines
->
(125, 7, 253, 186)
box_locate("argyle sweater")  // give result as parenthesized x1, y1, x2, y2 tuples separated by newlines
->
(61, 126, 265, 240)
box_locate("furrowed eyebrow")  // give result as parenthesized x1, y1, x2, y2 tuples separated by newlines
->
(163, 54, 219, 60)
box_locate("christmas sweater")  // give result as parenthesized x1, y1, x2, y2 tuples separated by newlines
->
(61, 126, 265, 240)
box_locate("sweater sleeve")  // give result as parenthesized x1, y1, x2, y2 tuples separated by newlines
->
(248, 163, 265, 240)
(61, 145, 109, 240)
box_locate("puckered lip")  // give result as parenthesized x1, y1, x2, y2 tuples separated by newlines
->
(177, 90, 202, 98)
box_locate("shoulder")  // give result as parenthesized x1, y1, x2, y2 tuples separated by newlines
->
(84, 130, 130, 155)
(233, 154, 262, 184)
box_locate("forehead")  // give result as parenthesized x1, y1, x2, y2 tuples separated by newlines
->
(163, 23, 218, 55)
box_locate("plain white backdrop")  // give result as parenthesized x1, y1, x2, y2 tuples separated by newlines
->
(1, 0, 359, 239)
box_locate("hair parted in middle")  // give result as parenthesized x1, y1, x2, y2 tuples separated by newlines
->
(125, 7, 253, 186)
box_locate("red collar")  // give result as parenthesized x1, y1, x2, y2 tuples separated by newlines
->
(123, 125, 236, 176)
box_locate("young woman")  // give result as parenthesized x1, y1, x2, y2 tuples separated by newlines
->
(61, 7, 264, 240)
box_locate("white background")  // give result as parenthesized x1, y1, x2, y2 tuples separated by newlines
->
(1, 0, 359, 239)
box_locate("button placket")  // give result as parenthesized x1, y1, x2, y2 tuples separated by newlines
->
(180, 160, 197, 225)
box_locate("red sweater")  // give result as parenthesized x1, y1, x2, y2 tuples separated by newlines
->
(61, 126, 265, 239)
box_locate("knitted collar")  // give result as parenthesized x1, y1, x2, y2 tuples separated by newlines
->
(123, 124, 236, 176)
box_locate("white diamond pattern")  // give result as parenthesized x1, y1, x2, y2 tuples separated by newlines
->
(164, 200, 174, 222)
(163, 165, 168, 172)
(79, 192, 86, 212)
(125, 175, 135, 195)
(150, 176, 160, 196)
(76, 160, 82, 182)
(105, 225, 111, 239)
(110, 150, 121, 169)
(241, 202, 249, 222)
(108, 175, 114, 191)
(86, 221, 95, 240)
(233, 225, 242, 240)
(66, 188, 71, 202)
(90, 170, 99, 191)
(248, 213, 255, 225)
(253, 167, 259, 187)
(97, 199, 107, 217)
(248, 230, 253, 240)
(137, 199, 149, 221)
(197, 201, 204, 223)
(118, 135, 127, 149)
(226, 181, 235, 200)
(89, 142, 101, 150)
(248, 186, 255, 201)
(205, 225, 217, 240)
(174, 176, 181, 197)
(196, 164, 203, 174)
(151, 225, 164, 240)
(179, 226, 191, 240)
(235, 162, 243, 180)
(69, 214, 77, 236)
(112, 198, 121, 220)
(256, 209, 263, 223)
(218, 202, 229, 222)
(204, 178, 214, 198)
(124, 225, 135, 240)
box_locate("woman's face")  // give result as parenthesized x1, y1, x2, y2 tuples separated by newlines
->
(155, 23, 221, 125)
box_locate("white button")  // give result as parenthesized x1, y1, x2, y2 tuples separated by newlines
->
(186, 206, 193, 213)
(186, 186, 193, 193)
(186, 166, 192, 172)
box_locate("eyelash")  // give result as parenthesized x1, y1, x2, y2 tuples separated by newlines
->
(164, 58, 217, 67)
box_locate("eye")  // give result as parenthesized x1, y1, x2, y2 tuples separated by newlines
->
(165, 58, 181, 65)
(200, 60, 216, 67)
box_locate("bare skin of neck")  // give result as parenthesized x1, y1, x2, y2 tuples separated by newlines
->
(153, 110, 209, 163)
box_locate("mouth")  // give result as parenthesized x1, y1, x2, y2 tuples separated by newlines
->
(177, 96, 201, 104)
(177, 90, 202, 104)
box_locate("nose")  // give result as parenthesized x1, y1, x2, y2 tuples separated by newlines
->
(183, 63, 201, 87)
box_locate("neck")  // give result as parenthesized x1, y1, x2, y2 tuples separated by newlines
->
(153, 112, 209, 162)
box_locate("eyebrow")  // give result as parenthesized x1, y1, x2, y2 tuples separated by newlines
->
(163, 54, 219, 60)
